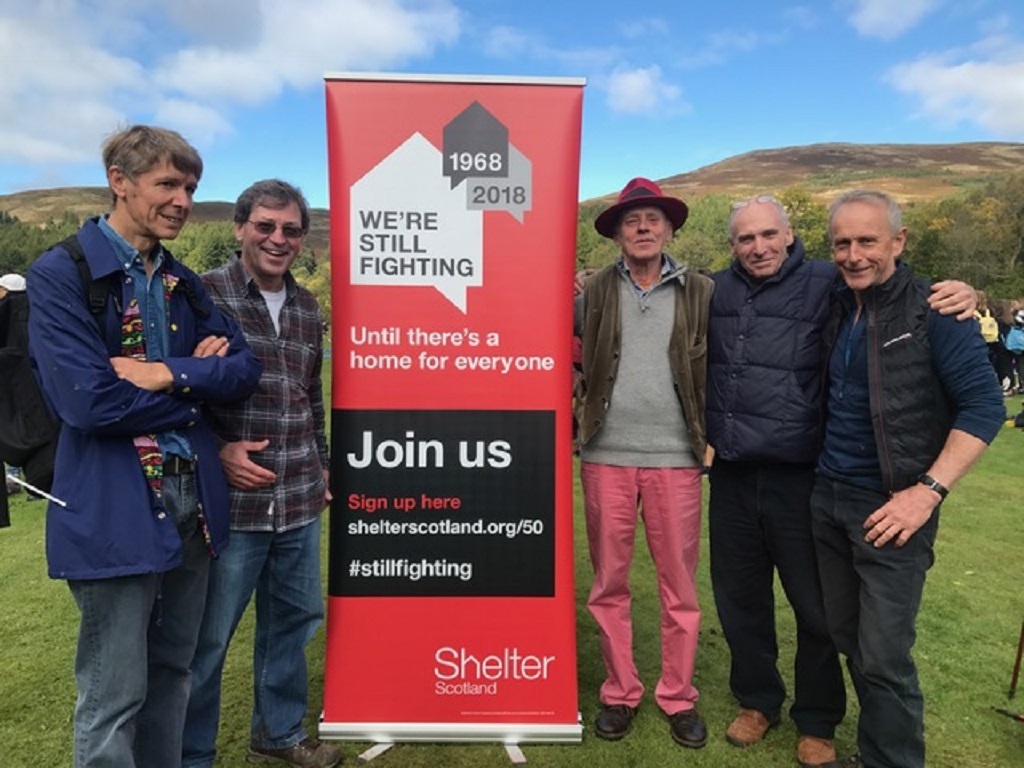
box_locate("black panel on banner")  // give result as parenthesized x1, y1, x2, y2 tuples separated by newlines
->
(329, 409, 555, 597)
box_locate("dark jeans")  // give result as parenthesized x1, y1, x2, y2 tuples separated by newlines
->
(709, 460, 845, 737)
(810, 476, 938, 768)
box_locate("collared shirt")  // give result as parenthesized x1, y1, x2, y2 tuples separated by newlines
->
(616, 254, 678, 301)
(202, 256, 328, 532)
(96, 216, 191, 460)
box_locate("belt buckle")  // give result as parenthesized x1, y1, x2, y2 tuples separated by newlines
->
(166, 455, 193, 475)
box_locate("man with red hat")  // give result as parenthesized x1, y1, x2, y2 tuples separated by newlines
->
(574, 177, 712, 748)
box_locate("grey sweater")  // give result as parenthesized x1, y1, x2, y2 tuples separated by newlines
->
(581, 275, 697, 467)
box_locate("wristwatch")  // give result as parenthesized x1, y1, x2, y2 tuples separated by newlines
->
(917, 473, 949, 500)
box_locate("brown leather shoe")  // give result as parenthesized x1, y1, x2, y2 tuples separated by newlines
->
(247, 737, 343, 767)
(725, 708, 779, 747)
(797, 735, 838, 767)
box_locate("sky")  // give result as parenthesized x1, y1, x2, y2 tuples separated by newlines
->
(2, 0, 1024, 209)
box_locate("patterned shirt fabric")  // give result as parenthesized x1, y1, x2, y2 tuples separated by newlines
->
(97, 216, 192, 491)
(202, 256, 328, 532)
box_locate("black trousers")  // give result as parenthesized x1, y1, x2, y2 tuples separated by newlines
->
(709, 460, 846, 737)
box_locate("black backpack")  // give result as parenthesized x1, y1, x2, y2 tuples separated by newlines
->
(0, 234, 209, 497)
(0, 236, 89, 495)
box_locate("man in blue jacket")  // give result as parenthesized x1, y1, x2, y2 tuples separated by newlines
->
(27, 125, 261, 768)
(812, 190, 1004, 768)
(706, 195, 976, 768)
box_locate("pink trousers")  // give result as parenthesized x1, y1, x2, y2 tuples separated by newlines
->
(581, 462, 703, 715)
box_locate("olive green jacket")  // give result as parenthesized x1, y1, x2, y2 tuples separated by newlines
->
(575, 259, 713, 463)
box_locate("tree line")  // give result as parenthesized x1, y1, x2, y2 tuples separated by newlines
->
(0, 215, 332, 328)
(577, 174, 1024, 302)
(4, 172, 1024, 319)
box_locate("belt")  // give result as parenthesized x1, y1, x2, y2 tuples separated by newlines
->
(163, 455, 196, 476)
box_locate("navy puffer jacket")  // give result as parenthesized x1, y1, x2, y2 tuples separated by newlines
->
(706, 239, 835, 463)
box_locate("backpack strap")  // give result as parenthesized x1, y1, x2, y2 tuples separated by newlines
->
(58, 235, 209, 320)
(59, 234, 113, 317)
(177, 276, 210, 319)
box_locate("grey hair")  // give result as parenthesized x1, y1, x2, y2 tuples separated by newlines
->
(728, 195, 790, 240)
(828, 189, 902, 241)
(101, 125, 203, 205)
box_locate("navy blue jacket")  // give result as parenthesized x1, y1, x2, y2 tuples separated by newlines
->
(28, 218, 262, 580)
(707, 239, 835, 464)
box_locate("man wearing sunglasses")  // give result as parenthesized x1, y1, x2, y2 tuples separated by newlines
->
(183, 180, 339, 768)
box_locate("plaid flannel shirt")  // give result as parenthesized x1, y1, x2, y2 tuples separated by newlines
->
(202, 256, 328, 532)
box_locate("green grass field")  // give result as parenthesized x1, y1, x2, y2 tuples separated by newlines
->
(2, 428, 1023, 767)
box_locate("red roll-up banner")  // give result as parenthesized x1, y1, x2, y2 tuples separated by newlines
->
(321, 73, 585, 743)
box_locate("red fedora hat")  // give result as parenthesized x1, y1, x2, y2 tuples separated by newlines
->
(594, 177, 689, 238)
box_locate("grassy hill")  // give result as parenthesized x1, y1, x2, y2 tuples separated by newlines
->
(585, 141, 1024, 206)
(3, 142, 1024, 253)
(0, 187, 332, 256)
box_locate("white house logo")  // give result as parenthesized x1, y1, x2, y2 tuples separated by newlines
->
(433, 646, 555, 696)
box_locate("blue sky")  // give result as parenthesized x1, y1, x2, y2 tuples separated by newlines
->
(1, 0, 1023, 208)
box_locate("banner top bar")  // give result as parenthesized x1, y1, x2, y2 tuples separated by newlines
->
(324, 71, 586, 86)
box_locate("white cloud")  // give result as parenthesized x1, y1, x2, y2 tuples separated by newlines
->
(620, 18, 670, 40)
(887, 43, 1024, 137)
(152, 100, 235, 148)
(157, 0, 460, 103)
(479, 24, 617, 71)
(675, 28, 780, 70)
(847, 0, 942, 40)
(783, 6, 817, 30)
(605, 65, 683, 115)
(482, 25, 535, 59)
(0, 0, 460, 180)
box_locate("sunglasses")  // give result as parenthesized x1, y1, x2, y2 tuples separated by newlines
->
(731, 195, 781, 211)
(248, 220, 305, 239)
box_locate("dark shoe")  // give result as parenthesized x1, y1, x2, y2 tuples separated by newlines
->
(725, 708, 780, 747)
(247, 737, 343, 767)
(594, 703, 637, 740)
(668, 708, 708, 749)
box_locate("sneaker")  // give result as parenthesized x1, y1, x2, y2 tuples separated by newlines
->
(797, 735, 838, 767)
(594, 703, 637, 740)
(725, 708, 779, 747)
(247, 737, 343, 767)
(668, 708, 708, 749)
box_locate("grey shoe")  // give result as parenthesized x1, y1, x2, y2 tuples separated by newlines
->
(247, 737, 343, 767)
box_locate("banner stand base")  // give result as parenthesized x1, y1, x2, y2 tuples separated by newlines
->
(505, 744, 527, 764)
(352, 742, 534, 764)
(320, 717, 584, 745)
(356, 743, 393, 764)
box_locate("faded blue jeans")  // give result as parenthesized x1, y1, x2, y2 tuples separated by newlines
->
(182, 518, 324, 767)
(69, 473, 209, 768)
